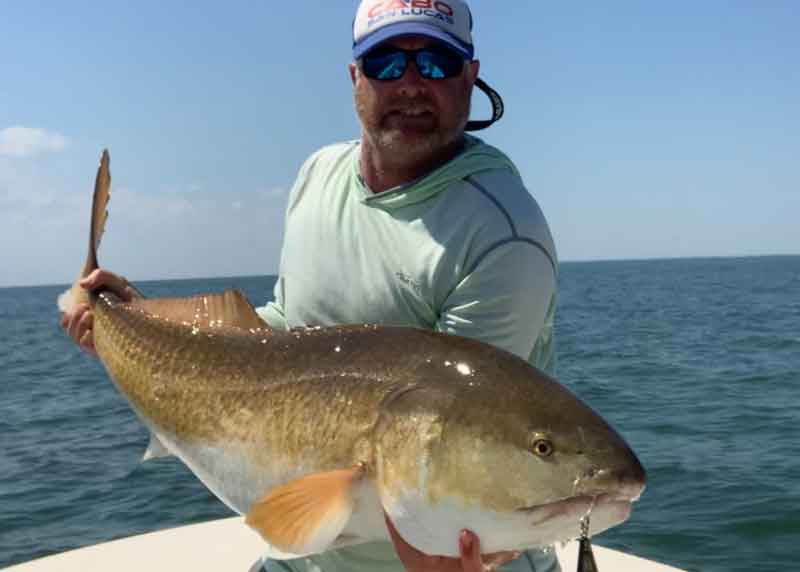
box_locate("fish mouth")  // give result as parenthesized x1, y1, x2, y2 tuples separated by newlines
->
(515, 493, 634, 527)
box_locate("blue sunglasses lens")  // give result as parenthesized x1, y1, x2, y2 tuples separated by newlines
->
(417, 52, 451, 79)
(362, 47, 464, 80)
(364, 51, 408, 80)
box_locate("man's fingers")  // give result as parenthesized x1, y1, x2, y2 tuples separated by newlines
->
(62, 308, 81, 336)
(79, 268, 122, 292)
(79, 269, 138, 301)
(66, 304, 89, 340)
(65, 305, 94, 346)
(77, 310, 93, 339)
(459, 531, 520, 572)
(459, 530, 483, 572)
(79, 330, 97, 356)
(386, 515, 512, 572)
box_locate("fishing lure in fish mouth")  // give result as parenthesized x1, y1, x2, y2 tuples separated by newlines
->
(577, 517, 599, 572)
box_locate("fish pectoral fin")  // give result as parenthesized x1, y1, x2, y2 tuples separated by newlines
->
(141, 433, 172, 462)
(245, 466, 365, 555)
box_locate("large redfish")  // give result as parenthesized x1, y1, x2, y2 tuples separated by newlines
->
(58, 151, 645, 560)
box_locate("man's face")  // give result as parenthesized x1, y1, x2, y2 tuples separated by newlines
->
(350, 36, 480, 167)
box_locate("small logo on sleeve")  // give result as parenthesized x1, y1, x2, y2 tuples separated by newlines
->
(396, 272, 423, 295)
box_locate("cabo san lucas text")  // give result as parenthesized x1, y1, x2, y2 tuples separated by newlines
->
(367, 0, 455, 28)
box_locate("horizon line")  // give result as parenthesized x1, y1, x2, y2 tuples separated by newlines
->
(4, 252, 799, 290)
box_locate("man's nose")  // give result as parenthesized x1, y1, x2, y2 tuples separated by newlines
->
(396, 61, 427, 97)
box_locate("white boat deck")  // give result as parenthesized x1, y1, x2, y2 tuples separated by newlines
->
(6, 517, 687, 571)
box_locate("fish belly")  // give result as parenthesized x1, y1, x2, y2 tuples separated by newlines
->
(383, 488, 632, 556)
(159, 432, 390, 554)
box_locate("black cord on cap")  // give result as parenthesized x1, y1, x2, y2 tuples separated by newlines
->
(465, 78, 504, 131)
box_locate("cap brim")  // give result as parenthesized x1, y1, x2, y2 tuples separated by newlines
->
(353, 22, 474, 60)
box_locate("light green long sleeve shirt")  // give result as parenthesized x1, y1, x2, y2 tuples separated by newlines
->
(257, 136, 557, 370)
(256, 136, 560, 572)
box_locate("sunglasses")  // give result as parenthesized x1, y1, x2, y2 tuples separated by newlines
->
(360, 45, 467, 81)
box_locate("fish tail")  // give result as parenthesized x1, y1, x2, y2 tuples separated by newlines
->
(57, 149, 111, 313)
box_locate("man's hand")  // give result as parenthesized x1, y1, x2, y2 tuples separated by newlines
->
(60, 269, 141, 356)
(385, 514, 519, 572)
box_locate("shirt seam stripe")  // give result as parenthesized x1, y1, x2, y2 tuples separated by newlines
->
(465, 238, 558, 278)
(464, 175, 518, 237)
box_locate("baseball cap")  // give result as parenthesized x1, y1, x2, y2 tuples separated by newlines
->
(353, 0, 475, 60)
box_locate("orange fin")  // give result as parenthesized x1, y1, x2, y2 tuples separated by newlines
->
(245, 466, 365, 555)
(129, 289, 269, 331)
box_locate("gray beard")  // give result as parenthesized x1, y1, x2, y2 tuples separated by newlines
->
(355, 96, 471, 172)
(376, 128, 444, 159)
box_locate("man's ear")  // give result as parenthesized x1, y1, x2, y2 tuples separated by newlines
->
(349, 62, 358, 85)
(467, 59, 480, 85)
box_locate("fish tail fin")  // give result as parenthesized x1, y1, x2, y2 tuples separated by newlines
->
(85, 148, 111, 278)
(58, 149, 111, 313)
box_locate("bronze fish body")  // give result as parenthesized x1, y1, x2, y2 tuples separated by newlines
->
(58, 151, 646, 559)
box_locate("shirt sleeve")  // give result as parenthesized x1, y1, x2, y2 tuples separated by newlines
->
(435, 240, 556, 362)
(256, 276, 288, 330)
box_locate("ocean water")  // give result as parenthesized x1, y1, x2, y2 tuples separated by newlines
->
(1, 256, 798, 571)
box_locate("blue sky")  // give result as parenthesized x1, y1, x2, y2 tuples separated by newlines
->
(2, 1, 798, 287)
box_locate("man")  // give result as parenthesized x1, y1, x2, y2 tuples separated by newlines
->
(62, 1, 559, 571)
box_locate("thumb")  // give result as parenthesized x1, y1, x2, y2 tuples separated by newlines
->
(79, 269, 136, 300)
(459, 530, 483, 572)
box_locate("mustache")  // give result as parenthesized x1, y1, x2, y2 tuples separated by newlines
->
(382, 98, 436, 114)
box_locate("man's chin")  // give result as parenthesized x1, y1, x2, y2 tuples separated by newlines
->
(377, 128, 441, 152)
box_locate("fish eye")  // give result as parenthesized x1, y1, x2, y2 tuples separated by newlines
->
(531, 438, 554, 457)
